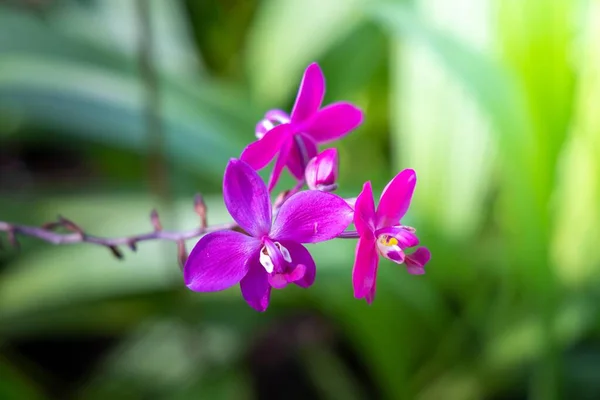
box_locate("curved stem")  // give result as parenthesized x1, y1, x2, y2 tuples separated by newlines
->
(0, 218, 235, 260)
(0, 221, 235, 246)
(337, 231, 360, 239)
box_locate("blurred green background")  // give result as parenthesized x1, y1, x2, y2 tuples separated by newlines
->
(1, 0, 599, 399)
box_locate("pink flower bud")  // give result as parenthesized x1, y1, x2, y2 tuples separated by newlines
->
(305, 148, 339, 191)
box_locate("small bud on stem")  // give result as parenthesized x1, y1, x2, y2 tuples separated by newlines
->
(194, 194, 208, 227)
(150, 209, 162, 231)
(177, 240, 188, 270)
(58, 215, 85, 238)
(108, 245, 124, 259)
(305, 148, 339, 192)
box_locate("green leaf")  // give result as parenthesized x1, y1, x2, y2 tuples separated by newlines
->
(0, 56, 251, 180)
(550, 2, 600, 287)
(0, 358, 44, 400)
(245, 0, 365, 106)
(375, 0, 496, 239)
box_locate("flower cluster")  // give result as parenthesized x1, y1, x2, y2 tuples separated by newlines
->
(184, 63, 430, 311)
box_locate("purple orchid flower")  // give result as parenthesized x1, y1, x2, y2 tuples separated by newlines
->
(184, 158, 354, 311)
(352, 169, 431, 304)
(241, 63, 363, 191)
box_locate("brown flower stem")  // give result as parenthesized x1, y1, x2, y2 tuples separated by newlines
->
(0, 218, 235, 258)
(336, 231, 360, 239)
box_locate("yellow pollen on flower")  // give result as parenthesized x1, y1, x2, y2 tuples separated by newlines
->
(378, 235, 398, 247)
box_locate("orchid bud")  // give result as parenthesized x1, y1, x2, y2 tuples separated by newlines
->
(305, 148, 339, 191)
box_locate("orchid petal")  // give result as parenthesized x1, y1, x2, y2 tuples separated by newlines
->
(265, 109, 291, 123)
(255, 120, 273, 139)
(280, 241, 316, 288)
(267, 263, 307, 289)
(271, 191, 353, 243)
(405, 247, 431, 275)
(241, 123, 291, 171)
(376, 169, 417, 229)
(240, 258, 272, 312)
(224, 159, 272, 237)
(365, 278, 377, 304)
(184, 231, 261, 292)
(395, 229, 419, 248)
(345, 197, 357, 209)
(267, 273, 291, 289)
(385, 249, 405, 263)
(263, 239, 287, 274)
(354, 181, 376, 239)
(291, 63, 325, 123)
(267, 137, 293, 191)
(352, 236, 379, 300)
(288, 264, 308, 284)
(375, 226, 420, 248)
(286, 135, 318, 180)
(303, 102, 363, 143)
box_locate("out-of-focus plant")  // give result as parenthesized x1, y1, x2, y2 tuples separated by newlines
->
(2, 0, 600, 399)
(1, 62, 430, 314)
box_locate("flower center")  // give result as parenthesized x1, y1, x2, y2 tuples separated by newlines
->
(259, 241, 291, 273)
(258, 240, 307, 289)
(376, 234, 405, 263)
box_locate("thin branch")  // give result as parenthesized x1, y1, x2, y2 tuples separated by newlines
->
(0, 215, 235, 258)
(337, 231, 360, 239)
(0, 185, 353, 264)
(0, 220, 235, 246)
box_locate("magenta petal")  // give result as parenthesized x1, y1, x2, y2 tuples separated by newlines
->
(267, 264, 306, 289)
(385, 249, 405, 264)
(345, 197, 357, 209)
(267, 273, 290, 289)
(184, 231, 261, 292)
(407, 267, 425, 275)
(255, 120, 270, 138)
(405, 247, 431, 275)
(375, 226, 419, 248)
(288, 263, 308, 283)
(376, 169, 417, 229)
(354, 181, 376, 240)
(264, 239, 286, 273)
(303, 102, 363, 143)
(291, 63, 325, 123)
(280, 241, 316, 288)
(267, 137, 293, 191)
(395, 229, 419, 248)
(365, 278, 377, 304)
(224, 159, 272, 237)
(270, 191, 353, 243)
(352, 236, 379, 300)
(286, 135, 318, 180)
(240, 258, 272, 312)
(265, 109, 291, 123)
(241, 123, 291, 171)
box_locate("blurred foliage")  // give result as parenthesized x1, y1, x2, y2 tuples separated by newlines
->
(1, 0, 600, 399)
